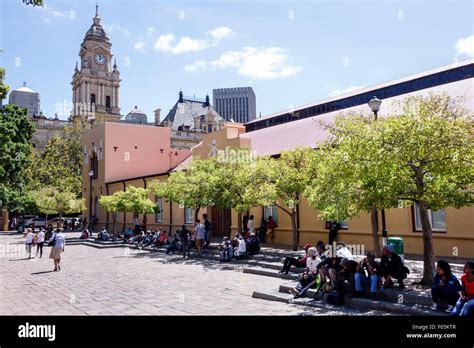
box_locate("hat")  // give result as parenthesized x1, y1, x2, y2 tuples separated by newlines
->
(303, 243, 311, 250)
(383, 245, 394, 253)
(341, 258, 351, 266)
(308, 247, 317, 257)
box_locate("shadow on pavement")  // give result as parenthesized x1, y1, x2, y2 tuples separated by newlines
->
(31, 270, 56, 275)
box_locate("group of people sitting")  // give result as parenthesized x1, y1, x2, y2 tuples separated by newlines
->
(219, 232, 261, 262)
(286, 242, 410, 301)
(122, 228, 169, 249)
(284, 241, 473, 316)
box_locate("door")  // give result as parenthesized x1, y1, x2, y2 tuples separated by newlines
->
(211, 207, 231, 238)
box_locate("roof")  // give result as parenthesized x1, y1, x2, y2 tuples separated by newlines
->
(124, 106, 148, 123)
(246, 58, 474, 125)
(161, 98, 224, 131)
(13, 86, 36, 93)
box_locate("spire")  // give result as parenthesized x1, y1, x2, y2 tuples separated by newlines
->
(113, 58, 117, 70)
(204, 94, 210, 107)
(75, 61, 78, 71)
(178, 90, 184, 103)
(95, 2, 99, 17)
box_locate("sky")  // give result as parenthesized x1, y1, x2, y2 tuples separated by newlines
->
(0, 0, 473, 121)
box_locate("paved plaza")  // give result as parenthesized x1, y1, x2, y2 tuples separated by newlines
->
(0, 234, 388, 316)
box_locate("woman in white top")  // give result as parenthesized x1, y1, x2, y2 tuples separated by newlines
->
(35, 228, 45, 258)
(25, 229, 34, 259)
(290, 247, 321, 298)
(49, 229, 65, 271)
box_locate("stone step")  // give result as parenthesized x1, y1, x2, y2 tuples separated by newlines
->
(242, 267, 299, 280)
(252, 287, 445, 316)
(277, 284, 445, 315)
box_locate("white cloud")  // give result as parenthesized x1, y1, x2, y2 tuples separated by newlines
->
(207, 26, 232, 41)
(146, 27, 156, 36)
(42, 17, 51, 24)
(329, 85, 365, 97)
(184, 46, 302, 80)
(456, 35, 474, 57)
(154, 27, 232, 55)
(134, 41, 145, 52)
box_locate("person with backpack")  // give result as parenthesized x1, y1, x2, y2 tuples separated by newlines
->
(431, 260, 461, 312)
(379, 245, 410, 290)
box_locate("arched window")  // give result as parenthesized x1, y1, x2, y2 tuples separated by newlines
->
(106, 95, 111, 108)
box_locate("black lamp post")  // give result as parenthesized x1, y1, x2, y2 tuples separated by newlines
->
(89, 170, 94, 232)
(368, 96, 388, 245)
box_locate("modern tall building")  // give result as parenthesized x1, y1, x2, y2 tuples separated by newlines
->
(213, 87, 256, 123)
(8, 82, 40, 116)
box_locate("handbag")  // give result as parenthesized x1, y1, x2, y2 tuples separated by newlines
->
(48, 234, 56, 247)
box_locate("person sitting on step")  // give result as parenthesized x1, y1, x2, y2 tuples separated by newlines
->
(279, 244, 311, 274)
(219, 237, 233, 262)
(431, 260, 461, 312)
(289, 247, 321, 298)
(355, 251, 380, 300)
(234, 234, 248, 259)
(379, 245, 410, 290)
(451, 261, 474, 317)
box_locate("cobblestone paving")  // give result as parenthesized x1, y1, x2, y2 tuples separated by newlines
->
(0, 234, 387, 316)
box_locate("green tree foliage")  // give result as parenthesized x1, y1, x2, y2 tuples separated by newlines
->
(152, 157, 223, 221)
(100, 186, 155, 234)
(23, 0, 44, 6)
(0, 104, 35, 209)
(0, 67, 9, 103)
(257, 147, 316, 250)
(306, 94, 473, 285)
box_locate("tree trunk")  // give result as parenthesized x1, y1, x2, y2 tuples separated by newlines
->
(59, 211, 63, 228)
(370, 208, 382, 257)
(237, 211, 242, 234)
(194, 207, 200, 222)
(290, 209, 298, 251)
(418, 201, 435, 286)
(113, 214, 117, 236)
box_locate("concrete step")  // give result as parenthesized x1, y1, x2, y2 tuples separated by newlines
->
(242, 267, 299, 280)
(251, 288, 390, 315)
(277, 284, 446, 316)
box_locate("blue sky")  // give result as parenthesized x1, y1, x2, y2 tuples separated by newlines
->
(1, 0, 473, 121)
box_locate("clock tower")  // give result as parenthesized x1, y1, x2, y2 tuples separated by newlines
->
(71, 5, 121, 122)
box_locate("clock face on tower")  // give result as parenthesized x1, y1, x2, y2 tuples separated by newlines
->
(94, 53, 106, 65)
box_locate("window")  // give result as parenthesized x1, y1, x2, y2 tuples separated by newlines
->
(106, 95, 111, 108)
(264, 205, 278, 225)
(208, 123, 213, 132)
(184, 207, 193, 224)
(413, 206, 446, 232)
(155, 197, 163, 223)
(90, 93, 96, 112)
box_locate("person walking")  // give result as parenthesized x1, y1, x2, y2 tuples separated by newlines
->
(25, 229, 34, 259)
(35, 228, 45, 258)
(194, 219, 206, 256)
(266, 216, 278, 242)
(203, 214, 212, 248)
(49, 229, 65, 271)
(258, 217, 267, 243)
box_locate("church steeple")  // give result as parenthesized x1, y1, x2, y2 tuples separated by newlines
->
(71, 5, 121, 122)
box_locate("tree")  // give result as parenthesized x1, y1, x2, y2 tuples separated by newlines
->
(256, 147, 316, 250)
(306, 94, 473, 285)
(0, 104, 35, 211)
(100, 186, 156, 234)
(23, 0, 44, 6)
(99, 194, 122, 236)
(0, 67, 9, 104)
(29, 187, 60, 224)
(29, 134, 82, 196)
(152, 157, 222, 221)
(216, 152, 275, 234)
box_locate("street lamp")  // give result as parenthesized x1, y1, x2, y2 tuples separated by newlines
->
(367, 96, 388, 245)
(368, 96, 382, 120)
(88, 170, 94, 233)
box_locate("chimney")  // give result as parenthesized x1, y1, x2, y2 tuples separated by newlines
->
(154, 108, 161, 126)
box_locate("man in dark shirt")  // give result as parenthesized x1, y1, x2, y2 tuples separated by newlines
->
(355, 251, 380, 300)
(316, 255, 343, 289)
(339, 258, 359, 296)
(178, 225, 190, 258)
(379, 245, 409, 289)
(328, 221, 341, 245)
(203, 214, 212, 249)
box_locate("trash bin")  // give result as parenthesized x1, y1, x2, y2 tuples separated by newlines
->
(388, 237, 404, 263)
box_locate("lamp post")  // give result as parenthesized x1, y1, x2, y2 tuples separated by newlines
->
(89, 170, 94, 232)
(368, 96, 388, 246)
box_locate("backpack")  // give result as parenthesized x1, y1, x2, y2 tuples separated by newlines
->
(326, 290, 345, 306)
